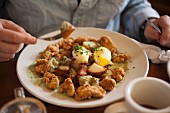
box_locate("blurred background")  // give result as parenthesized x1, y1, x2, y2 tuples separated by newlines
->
(149, 0, 170, 16)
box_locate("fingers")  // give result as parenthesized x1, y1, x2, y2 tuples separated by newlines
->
(144, 21, 161, 41)
(144, 15, 170, 48)
(0, 52, 15, 60)
(0, 41, 24, 62)
(0, 19, 26, 33)
(0, 41, 17, 62)
(0, 19, 37, 62)
(0, 58, 10, 62)
(157, 15, 170, 45)
(159, 28, 170, 46)
(0, 28, 37, 44)
(0, 19, 37, 44)
(0, 40, 24, 54)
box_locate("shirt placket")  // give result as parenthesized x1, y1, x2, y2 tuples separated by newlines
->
(72, 0, 91, 26)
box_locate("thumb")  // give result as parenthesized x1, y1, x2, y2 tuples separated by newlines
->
(144, 26, 161, 41)
(154, 32, 162, 41)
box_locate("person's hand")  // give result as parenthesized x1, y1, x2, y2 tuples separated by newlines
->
(0, 19, 37, 62)
(144, 15, 170, 47)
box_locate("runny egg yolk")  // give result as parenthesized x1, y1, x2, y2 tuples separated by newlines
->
(93, 47, 112, 66)
(72, 45, 91, 63)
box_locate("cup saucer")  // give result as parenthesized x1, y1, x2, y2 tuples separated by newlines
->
(104, 101, 129, 113)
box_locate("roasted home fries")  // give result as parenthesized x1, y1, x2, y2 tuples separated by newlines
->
(28, 34, 130, 101)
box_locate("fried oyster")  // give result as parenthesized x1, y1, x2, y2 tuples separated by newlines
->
(43, 72, 60, 90)
(60, 78, 75, 97)
(74, 84, 106, 101)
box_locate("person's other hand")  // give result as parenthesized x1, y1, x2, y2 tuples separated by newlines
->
(0, 19, 37, 62)
(144, 15, 170, 47)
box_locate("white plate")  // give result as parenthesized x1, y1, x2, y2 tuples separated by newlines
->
(16, 27, 149, 108)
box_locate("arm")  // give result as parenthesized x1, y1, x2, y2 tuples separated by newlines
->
(121, 0, 159, 42)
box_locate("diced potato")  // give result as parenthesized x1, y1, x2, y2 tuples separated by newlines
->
(87, 63, 107, 78)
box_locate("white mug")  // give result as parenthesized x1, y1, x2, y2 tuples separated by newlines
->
(104, 77, 170, 113)
(125, 77, 170, 113)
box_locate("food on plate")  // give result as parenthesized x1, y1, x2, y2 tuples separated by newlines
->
(43, 72, 60, 90)
(72, 45, 91, 64)
(98, 36, 118, 53)
(112, 52, 129, 62)
(74, 84, 106, 101)
(27, 22, 130, 101)
(28, 35, 130, 101)
(111, 67, 125, 82)
(99, 78, 116, 91)
(60, 21, 75, 39)
(87, 62, 107, 78)
(60, 78, 75, 97)
(93, 47, 112, 66)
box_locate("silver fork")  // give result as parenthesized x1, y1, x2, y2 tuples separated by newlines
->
(42, 32, 62, 41)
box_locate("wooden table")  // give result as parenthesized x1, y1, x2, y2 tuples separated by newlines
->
(0, 48, 170, 113)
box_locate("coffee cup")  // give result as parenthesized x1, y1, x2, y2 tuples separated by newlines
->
(125, 77, 170, 113)
(104, 77, 170, 113)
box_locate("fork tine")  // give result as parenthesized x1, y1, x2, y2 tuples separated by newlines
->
(43, 33, 62, 41)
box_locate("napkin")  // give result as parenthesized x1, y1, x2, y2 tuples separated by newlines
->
(131, 39, 170, 63)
